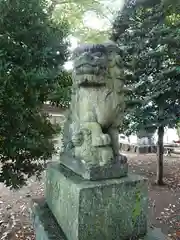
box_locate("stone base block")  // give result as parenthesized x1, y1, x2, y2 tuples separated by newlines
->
(31, 198, 65, 240)
(45, 162, 148, 240)
(60, 153, 128, 180)
(137, 145, 157, 154)
(138, 146, 150, 154)
(31, 199, 168, 240)
(128, 145, 157, 154)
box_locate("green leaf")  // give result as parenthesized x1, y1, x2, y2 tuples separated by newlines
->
(0, 0, 69, 188)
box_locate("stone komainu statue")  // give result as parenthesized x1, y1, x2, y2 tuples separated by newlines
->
(61, 41, 127, 168)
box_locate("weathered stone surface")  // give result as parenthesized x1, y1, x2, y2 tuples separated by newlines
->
(31, 198, 66, 240)
(144, 228, 169, 240)
(137, 145, 157, 154)
(31, 198, 168, 240)
(31, 199, 168, 240)
(45, 162, 148, 240)
(60, 42, 126, 175)
(138, 146, 150, 154)
(60, 153, 128, 180)
(120, 144, 157, 154)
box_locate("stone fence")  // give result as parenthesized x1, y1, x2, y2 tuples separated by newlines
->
(120, 143, 157, 154)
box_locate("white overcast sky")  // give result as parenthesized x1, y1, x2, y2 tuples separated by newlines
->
(64, 0, 125, 70)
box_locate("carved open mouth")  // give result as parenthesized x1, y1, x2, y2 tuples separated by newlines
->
(79, 81, 106, 87)
(75, 62, 107, 77)
(75, 63, 98, 68)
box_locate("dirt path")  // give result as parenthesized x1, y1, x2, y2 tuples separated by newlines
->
(0, 177, 44, 240)
(128, 153, 180, 238)
(0, 153, 180, 239)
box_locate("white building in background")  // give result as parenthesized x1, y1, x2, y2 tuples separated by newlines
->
(133, 128, 178, 145)
(129, 135, 138, 144)
(153, 128, 179, 144)
(120, 128, 179, 145)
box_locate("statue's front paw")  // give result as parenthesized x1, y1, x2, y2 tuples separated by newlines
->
(72, 132, 83, 146)
(102, 134, 111, 145)
(93, 134, 111, 147)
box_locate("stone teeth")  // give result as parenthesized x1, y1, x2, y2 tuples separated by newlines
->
(95, 67, 98, 74)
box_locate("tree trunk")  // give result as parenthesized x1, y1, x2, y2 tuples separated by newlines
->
(156, 125, 164, 185)
(176, 122, 180, 139)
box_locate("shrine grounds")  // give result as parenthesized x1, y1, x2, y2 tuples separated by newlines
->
(0, 153, 180, 240)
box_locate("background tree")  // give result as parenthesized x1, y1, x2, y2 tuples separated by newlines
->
(51, 0, 123, 43)
(48, 71, 72, 108)
(111, 0, 180, 184)
(176, 122, 180, 139)
(0, 0, 69, 188)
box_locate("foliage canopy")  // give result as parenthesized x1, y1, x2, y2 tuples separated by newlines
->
(112, 0, 180, 184)
(0, 0, 69, 188)
(112, 0, 180, 135)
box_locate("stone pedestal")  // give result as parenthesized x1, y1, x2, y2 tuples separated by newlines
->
(128, 145, 157, 154)
(31, 198, 168, 240)
(31, 41, 167, 239)
(45, 162, 148, 240)
(138, 145, 157, 154)
(60, 154, 128, 180)
(31, 160, 168, 240)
